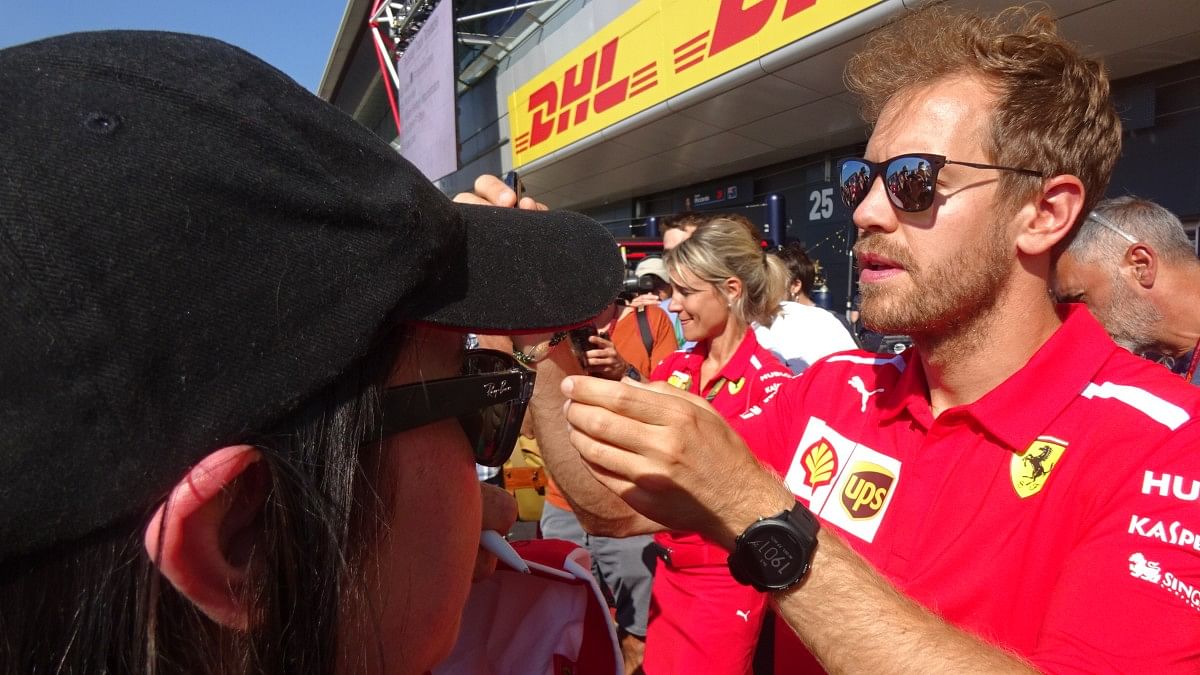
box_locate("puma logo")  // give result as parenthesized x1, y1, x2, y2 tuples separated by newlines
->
(848, 375, 884, 413)
(735, 609, 752, 622)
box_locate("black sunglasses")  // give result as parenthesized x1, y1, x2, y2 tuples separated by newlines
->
(838, 153, 1043, 213)
(371, 349, 534, 467)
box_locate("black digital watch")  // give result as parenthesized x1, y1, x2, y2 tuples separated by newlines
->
(727, 501, 819, 592)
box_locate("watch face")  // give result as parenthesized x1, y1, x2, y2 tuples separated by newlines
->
(744, 524, 807, 588)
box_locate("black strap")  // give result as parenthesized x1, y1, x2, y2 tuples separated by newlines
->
(636, 306, 653, 357)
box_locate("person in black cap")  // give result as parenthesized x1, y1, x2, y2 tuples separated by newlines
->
(0, 30, 621, 674)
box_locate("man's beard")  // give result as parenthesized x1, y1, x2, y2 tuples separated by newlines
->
(1102, 269, 1163, 354)
(855, 225, 1011, 336)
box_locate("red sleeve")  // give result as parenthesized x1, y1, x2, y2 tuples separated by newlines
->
(1029, 422, 1200, 673)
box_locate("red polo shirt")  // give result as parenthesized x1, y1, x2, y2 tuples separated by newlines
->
(741, 306, 1200, 673)
(645, 329, 793, 675)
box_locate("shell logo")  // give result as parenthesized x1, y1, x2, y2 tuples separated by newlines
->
(801, 438, 838, 489)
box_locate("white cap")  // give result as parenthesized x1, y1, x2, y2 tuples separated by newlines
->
(635, 257, 669, 284)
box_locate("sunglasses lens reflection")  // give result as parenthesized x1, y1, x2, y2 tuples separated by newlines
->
(464, 351, 510, 376)
(839, 156, 940, 213)
(839, 160, 872, 209)
(884, 156, 935, 211)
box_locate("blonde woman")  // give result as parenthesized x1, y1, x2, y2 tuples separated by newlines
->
(642, 217, 793, 675)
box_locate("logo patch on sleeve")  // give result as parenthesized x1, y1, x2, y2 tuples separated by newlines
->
(840, 462, 895, 520)
(784, 417, 901, 543)
(800, 439, 838, 489)
(1128, 552, 1200, 613)
(1011, 436, 1067, 498)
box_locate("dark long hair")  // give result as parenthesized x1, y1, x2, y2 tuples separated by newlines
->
(0, 327, 409, 674)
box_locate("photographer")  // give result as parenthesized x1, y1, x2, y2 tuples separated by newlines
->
(628, 258, 673, 309)
(572, 279, 677, 382)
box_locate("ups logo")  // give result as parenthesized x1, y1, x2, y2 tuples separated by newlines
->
(841, 462, 894, 520)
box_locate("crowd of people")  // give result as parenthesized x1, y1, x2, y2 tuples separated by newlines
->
(1, 4, 1198, 675)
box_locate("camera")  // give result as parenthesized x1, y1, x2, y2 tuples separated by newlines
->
(619, 271, 657, 301)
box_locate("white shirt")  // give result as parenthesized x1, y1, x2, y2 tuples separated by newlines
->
(754, 301, 857, 375)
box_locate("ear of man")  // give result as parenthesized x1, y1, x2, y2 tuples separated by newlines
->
(143, 444, 268, 630)
(1015, 174, 1086, 257)
(1125, 243, 1158, 289)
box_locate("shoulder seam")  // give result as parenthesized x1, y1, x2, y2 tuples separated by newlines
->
(1081, 381, 1191, 431)
(824, 353, 907, 372)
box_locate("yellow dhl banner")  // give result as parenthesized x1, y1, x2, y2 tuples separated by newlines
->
(509, 0, 882, 167)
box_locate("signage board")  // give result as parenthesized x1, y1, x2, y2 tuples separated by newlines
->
(508, 0, 882, 167)
(396, 0, 457, 180)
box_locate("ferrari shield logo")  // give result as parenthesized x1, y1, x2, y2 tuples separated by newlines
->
(1011, 436, 1068, 498)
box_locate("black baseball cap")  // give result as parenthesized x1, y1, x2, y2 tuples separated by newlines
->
(0, 30, 622, 561)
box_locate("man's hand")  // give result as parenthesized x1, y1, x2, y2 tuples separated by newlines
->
(453, 174, 664, 535)
(562, 378, 1038, 674)
(561, 375, 793, 548)
(584, 334, 630, 381)
(453, 174, 548, 211)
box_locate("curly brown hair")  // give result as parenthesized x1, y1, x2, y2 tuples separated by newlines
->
(844, 2, 1122, 222)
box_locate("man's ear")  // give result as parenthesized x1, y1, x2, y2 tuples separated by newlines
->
(1124, 243, 1158, 289)
(144, 445, 268, 630)
(1015, 174, 1086, 256)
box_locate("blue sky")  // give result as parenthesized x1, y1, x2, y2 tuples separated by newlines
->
(1, 1, 348, 92)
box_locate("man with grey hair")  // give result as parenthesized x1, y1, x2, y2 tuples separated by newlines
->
(1054, 196, 1200, 383)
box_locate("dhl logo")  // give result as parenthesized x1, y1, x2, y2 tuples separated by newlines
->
(514, 38, 658, 154)
(509, 0, 881, 165)
(674, 0, 816, 74)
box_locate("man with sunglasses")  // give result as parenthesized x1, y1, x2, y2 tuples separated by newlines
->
(1054, 197, 1200, 385)
(528, 5, 1200, 674)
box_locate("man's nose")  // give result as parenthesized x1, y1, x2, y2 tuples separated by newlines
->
(853, 174, 900, 235)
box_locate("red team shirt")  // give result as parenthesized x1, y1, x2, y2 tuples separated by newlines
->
(645, 329, 792, 675)
(739, 305, 1200, 673)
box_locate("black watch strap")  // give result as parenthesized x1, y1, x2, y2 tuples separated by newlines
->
(728, 501, 819, 592)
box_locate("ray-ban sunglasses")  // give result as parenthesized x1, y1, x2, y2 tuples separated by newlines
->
(838, 153, 1043, 213)
(369, 349, 534, 467)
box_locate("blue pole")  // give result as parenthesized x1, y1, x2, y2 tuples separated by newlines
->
(646, 215, 659, 238)
(766, 194, 786, 248)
